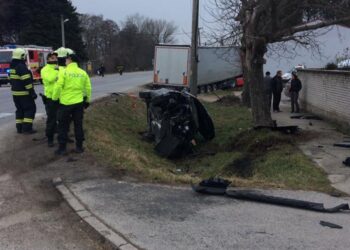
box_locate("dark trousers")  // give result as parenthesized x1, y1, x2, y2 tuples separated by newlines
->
(57, 103, 84, 146)
(272, 91, 282, 111)
(13, 96, 36, 133)
(267, 93, 272, 110)
(291, 91, 300, 113)
(45, 99, 58, 141)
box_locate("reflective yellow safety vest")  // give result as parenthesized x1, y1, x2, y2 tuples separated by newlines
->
(41, 64, 58, 99)
(52, 62, 91, 105)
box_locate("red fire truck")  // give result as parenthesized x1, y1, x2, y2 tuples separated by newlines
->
(0, 45, 52, 86)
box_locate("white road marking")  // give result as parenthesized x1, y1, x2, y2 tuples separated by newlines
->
(0, 113, 13, 119)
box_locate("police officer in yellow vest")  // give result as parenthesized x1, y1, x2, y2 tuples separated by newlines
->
(40, 52, 59, 147)
(52, 48, 92, 155)
(10, 48, 37, 134)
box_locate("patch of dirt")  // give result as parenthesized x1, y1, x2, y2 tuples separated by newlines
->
(294, 130, 323, 142)
(229, 130, 293, 155)
(224, 155, 253, 178)
(215, 95, 241, 106)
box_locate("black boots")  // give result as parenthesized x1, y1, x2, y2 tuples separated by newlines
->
(16, 124, 22, 134)
(74, 141, 84, 154)
(22, 129, 37, 135)
(48, 137, 54, 148)
(55, 144, 67, 156)
(55, 142, 84, 155)
(22, 123, 37, 135)
(17, 124, 37, 134)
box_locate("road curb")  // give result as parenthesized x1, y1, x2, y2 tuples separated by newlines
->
(53, 177, 140, 250)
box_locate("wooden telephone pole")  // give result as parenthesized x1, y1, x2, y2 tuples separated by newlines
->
(190, 0, 199, 96)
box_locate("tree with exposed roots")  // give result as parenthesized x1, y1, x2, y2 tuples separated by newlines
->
(210, 0, 350, 127)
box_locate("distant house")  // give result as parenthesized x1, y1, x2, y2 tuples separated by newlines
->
(265, 25, 350, 73)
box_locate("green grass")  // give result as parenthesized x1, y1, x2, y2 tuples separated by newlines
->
(85, 95, 334, 193)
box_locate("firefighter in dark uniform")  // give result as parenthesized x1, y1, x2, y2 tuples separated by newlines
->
(10, 48, 37, 134)
(52, 49, 91, 155)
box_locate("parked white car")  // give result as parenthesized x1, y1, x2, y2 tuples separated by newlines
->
(338, 59, 350, 68)
(282, 73, 292, 82)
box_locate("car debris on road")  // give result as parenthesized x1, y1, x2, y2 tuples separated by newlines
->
(192, 178, 350, 213)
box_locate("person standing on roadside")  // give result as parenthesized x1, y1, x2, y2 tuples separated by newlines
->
(99, 64, 105, 77)
(290, 72, 302, 113)
(263, 71, 272, 110)
(271, 70, 283, 112)
(9, 48, 37, 134)
(41, 52, 59, 147)
(52, 49, 92, 155)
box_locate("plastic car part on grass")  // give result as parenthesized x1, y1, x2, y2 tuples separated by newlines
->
(343, 157, 350, 167)
(139, 88, 215, 158)
(192, 178, 350, 213)
(191, 177, 231, 195)
(334, 143, 350, 148)
(226, 190, 350, 213)
(290, 114, 323, 120)
(320, 221, 343, 229)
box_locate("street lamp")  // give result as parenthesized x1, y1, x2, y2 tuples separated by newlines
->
(61, 15, 69, 47)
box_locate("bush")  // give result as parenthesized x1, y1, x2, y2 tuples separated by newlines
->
(325, 63, 338, 70)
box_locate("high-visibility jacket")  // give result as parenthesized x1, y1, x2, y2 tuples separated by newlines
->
(10, 59, 36, 97)
(52, 62, 91, 105)
(41, 64, 58, 99)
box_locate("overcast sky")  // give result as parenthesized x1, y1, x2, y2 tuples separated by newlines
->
(71, 0, 350, 70)
(71, 0, 213, 44)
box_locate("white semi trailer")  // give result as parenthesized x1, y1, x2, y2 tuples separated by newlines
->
(153, 45, 242, 93)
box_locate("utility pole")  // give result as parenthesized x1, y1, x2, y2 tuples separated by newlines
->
(61, 15, 69, 47)
(198, 27, 202, 46)
(190, 0, 199, 96)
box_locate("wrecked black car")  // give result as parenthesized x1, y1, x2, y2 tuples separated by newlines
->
(139, 88, 215, 158)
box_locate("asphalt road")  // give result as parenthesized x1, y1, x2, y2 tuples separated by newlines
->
(0, 71, 152, 249)
(70, 180, 350, 250)
(0, 71, 152, 127)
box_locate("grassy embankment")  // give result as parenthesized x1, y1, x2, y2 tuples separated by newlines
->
(85, 92, 334, 193)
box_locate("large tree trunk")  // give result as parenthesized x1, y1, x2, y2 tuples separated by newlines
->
(241, 6, 274, 128)
(244, 41, 274, 127)
(240, 49, 251, 107)
(247, 49, 273, 127)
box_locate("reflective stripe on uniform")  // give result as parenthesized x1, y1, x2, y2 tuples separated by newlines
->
(25, 84, 33, 90)
(10, 69, 16, 74)
(12, 91, 30, 96)
(10, 74, 20, 80)
(21, 74, 31, 80)
(16, 119, 23, 124)
(23, 118, 33, 123)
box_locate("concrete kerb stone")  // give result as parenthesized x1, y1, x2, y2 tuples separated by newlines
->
(52, 177, 140, 250)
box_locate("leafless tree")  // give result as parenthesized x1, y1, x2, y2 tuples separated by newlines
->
(209, 0, 350, 127)
(80, 14, 120, 64)
(80, 13, 177, 72)
(124, 14, 178, 44)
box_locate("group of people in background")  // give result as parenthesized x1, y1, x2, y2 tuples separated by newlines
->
(264, 70, 302, 113)
(9, 47, 92, 156)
